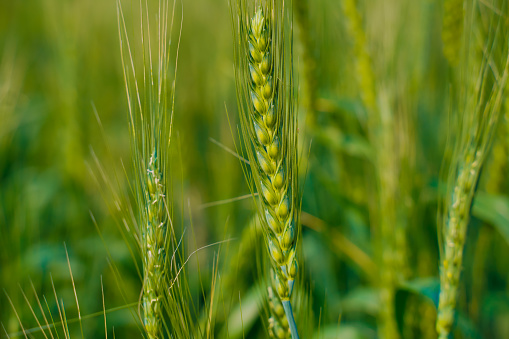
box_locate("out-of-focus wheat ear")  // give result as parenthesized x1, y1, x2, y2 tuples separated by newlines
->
(341, 0, 377, 115)
(442, 0, 464, 66)
(341, 2, 402, 339)
(294, 0, 318, 124)
(436, 1, 509, 337)
(485, 98, 509, 194)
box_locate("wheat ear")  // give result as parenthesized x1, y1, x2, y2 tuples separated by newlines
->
(485, 101, 509, 194)
(118, 0, 181, 336)
(341, 2, 402, 338)
(442, 0, 464, 66)
(268, 285, 291, 339)
(437, 2, 509, 336)
(294, 0, 317, 121)
(231, 2, 300, 338)
(142, 151, 167, 338)
(341, 0, 376, 114)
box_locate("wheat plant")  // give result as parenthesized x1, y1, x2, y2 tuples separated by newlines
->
(231, 1, 300, 338)
(437, 1, 509, 337)
(341, 1, 411, 338)
(117, 0, 198, 337)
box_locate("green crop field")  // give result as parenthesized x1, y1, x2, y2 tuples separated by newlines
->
(1, 0, 509, 338)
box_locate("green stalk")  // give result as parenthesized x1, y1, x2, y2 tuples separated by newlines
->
(282, 301, 299, 339)
(341, 1, 402, 338)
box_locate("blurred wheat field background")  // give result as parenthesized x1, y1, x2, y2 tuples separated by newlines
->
(1, 0, 509, 338)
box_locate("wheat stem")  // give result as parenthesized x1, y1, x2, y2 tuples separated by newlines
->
(341, 2, 402, 338)
(281, 301, 298, 339)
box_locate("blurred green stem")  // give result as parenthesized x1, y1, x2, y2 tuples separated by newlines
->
(300, 211, 378, 281)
